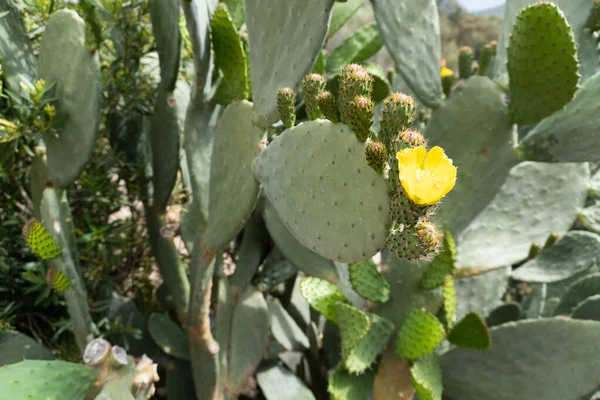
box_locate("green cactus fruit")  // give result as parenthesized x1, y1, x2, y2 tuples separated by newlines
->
(379, 92, 416, 148)
(328, 363, 376, 400)
(22, 219, 62, 260)
(335, 302, 370, 359)
(507, 2, 579, 125)
(211, 3, 249, 104)
(302, 73, 326, 120)
(447, 312, 491, 350)
(46, 267, 72, 293)
(585, 0, 600, 31)
(300, 277, 350, 323)
(387, 220, 442, 262)
(316, 90, 341, 123)
(477, 44, 493, 76)
(276, 87, 297, 128)
(348, 260, 390, 303)
(365, 140, 386, 173)
(338, 64, 373, 123)
(396, 309, 445, 360)
(443, 276, 457, 330)
(346, 95, 374, 142)
(0, 360, 96, 399)
(388, 191, 428, 229)
(489, 40, 497, 56)
(458, 47, 474, 80)
(410, 354, 443, 400)
(420, 231, 456, 290)
(344, 312, 394, 373)
(441, 73, 454, 98)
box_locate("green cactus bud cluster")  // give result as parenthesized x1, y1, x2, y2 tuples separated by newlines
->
(338, 64, 373, 123)
(379, 92, 416, 149)
(346, 95, 374, 141)
(365, 140, 386, 173)
(396, 309, 445, 360)
(317, 90, 341, 122)
(477, 44, 493, 76)
(458, 46, 474, 80)
(585, 0, 600, 31)
(276, 87, 296, 128)
(22, 219, 62, 260)
(302, 73, 326, 120)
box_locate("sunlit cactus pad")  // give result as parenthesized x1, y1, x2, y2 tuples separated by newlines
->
(254, 120, 390, 263)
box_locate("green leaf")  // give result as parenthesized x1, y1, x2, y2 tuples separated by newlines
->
(329, 0, 364, 38)
(326, 24, 383, 73)
(300, 277, 349, 323)
(396, 309, 445, 360)
(447, 312, 491, 350)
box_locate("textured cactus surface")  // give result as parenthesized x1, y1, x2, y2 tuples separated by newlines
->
(0, 331, 54, 366)
(300, 277, 349, 323)
(0, 360, 96, 400)
(150, 0, 181, 91)
(245, 0, 335, 126)
(553, 273, 600, 316)
(511, 231, 600, 283)
(373, 0, 442, 107)
(22, 219, 62, 260)
(410, 355, 443, 400)
(205, 100, 265, 250)
(507, 3, 579, 125)
(254, 120, 390, 263)
(37, 10, 101, 187)
(447, 312, 491, 350)
(571, 295, 600, 321)
(257, 365, 316, 400)
(348, 261, 390, 303)
(148, 313, 190, 360)
(343, 311, 394, 373)
(396, 309, 445, 360)
(328, 363, 376, 400)
(441, 319, 600, 400)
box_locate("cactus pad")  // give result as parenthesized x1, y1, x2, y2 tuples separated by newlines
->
(520, 72, 600, 163)
(150, 0, 180, 90)
(457, 162, 590, 268)
(0, 360, 96, 400)
(443, 276, 457, 329)
(420, 232, 456, 290)
(326, 23, 383, 73)
(344, 312, 394, 373)
(300, 277, 349, 323)
(396, 309, 445, 360)
(205, 100, 265, 249)
(441, 319, 600, 400)
(571, 295, 600, 321)
(211, 4, 249, 104)
(22, 219, 62, 260)
(410, 355, 443, 400)
(254, 120, 390, 263)
(511, 231, 600, 283)
(373, 0, 442, 107)
(267, 299, 309, 351)
(245, 0, 334, 127)
(348, 260, 390, 303)
(148, 313, 190, 360)
(335, 302, 370, 359)
(328, 363, 376, 400)
(507, 3, 579, 125)
(0, 331, 53, 366)
(257, 365, 316, 400)
(447, 312, 491, 350)
(38, 10, 101, 187)
(554, 273, 600, 316)
(485, 302, 523, 327)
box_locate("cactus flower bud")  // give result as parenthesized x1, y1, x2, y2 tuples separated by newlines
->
(347, 95, 374, 142)
(277, 87, 297, 128)
(458, 46, 474, 80)
(317, 90, 341, 123)
(365, 140, 386, 173)
(478, 44, 493, 76)
(338, 64, 373, 123)
(302, 73, 326, 120)
(380, 92, 416, 149)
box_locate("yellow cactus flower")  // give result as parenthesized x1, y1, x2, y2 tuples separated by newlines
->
(396, 146, 457, 206)
(440, 67, 454, 78)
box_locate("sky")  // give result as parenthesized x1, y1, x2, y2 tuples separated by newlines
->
(458, 0, 505, 12)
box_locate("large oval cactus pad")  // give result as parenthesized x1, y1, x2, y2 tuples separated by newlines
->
(254, 120, 390, 263)
(38, 10, 101, 187)
(206, 100, 265, 249)
(245, 0, 335, 127)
